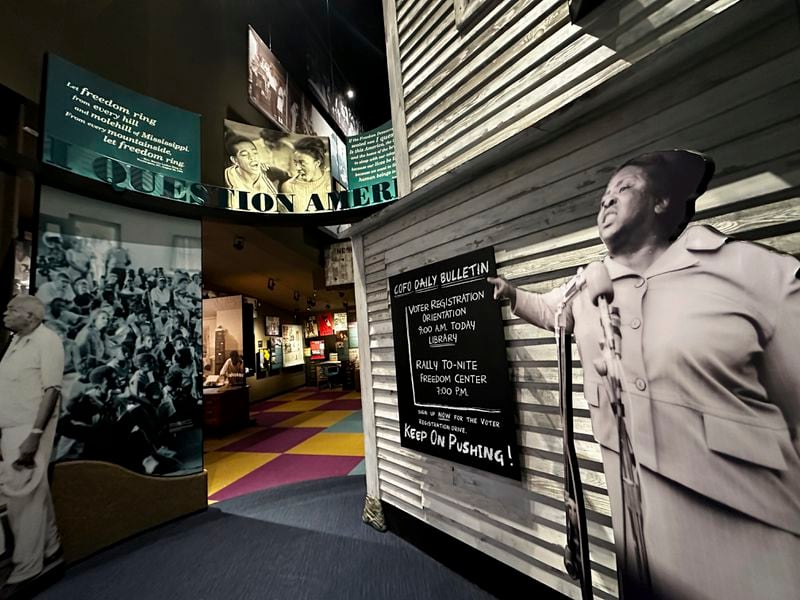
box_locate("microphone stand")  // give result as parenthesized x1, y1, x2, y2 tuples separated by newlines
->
(558, 261, 651, 598)
(595, 299, 651, 598)
(554, 302, 593, 600)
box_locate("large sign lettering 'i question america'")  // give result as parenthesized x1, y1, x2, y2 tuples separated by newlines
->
(389, 247, 520, 480)
(41, 54, 396, 214)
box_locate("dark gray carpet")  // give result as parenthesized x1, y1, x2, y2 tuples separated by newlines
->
(38, 476, 498, 599)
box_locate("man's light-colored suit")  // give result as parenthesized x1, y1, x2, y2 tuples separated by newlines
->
(0, 324, 63, 584)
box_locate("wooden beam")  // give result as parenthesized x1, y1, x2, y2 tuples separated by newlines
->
(382, 0, 413, 196)
(352, 235, 381, 499)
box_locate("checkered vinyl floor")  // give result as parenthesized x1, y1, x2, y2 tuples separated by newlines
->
(204, 388, 365, 502)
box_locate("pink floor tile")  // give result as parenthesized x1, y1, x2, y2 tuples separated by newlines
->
(210, 454, 364, 501)
(311, 390, 349, 399)
(317, 399, 362, 411)
(249, 399, 291, 412)
(252, 411, 300, 427)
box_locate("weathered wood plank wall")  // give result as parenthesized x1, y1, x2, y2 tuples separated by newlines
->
(395, 0, 751, 191)
(360, 1, 799, 598)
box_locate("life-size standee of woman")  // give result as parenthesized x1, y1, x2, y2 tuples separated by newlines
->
(488, 150, 800, 600)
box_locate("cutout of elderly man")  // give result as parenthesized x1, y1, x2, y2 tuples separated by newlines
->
(0, 295, 64, 596)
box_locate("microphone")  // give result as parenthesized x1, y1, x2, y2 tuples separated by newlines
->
(558, 261, 609, 311)
(585, 261, 622, 364)
(584, 262, 614, 306)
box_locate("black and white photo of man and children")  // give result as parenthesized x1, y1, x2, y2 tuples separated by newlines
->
(35, 230, 203, 477)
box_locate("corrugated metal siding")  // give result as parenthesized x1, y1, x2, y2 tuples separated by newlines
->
(395, 0, 747, 190)
(358, 9, 800, 600)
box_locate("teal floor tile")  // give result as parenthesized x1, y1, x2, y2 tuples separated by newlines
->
(325, 412, 364, 433)
(348, 459, 366, 476)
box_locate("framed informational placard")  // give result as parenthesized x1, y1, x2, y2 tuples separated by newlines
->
(304, 315, 319, 339)
(265, 315, 281, 337)
(310, 340, 326, 360)
(345, 122, 398, 209)
(346, 122, 396, 192)
(248, 26, 288, 129)
(389, 247, 520, 480)
(333, 312, 348, 332)
(269, 337, 283, 371)
(281, 324, 304, 367)
(317, 312, 334, 337)
(324, 241, 354, 286)
(347, 321, 358, 347)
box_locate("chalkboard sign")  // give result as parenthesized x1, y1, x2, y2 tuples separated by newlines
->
(389, 247, 520, 480)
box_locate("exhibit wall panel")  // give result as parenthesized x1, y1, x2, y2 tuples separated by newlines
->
(247, 303, 306, 402)
(34, 186, 207, 562)
(387, 0, 753, 191)
(356, 13, 800, 600)
(38, 186, 204, 476)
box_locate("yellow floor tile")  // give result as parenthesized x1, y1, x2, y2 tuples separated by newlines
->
(205, 451, 279, 496)
(337, 392, 362, 400)
(203, 426, 262, 452)
(270, 391, 315, 401)
(276, 410, 354, 428)
(286, 432, 365, 457)
(265, 400, 330, 413)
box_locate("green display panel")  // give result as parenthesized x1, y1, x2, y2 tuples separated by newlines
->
(43, 54, 201, 190)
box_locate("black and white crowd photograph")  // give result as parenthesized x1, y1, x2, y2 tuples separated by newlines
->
(33, 187, 204, 477)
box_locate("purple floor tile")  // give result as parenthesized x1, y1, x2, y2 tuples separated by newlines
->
(252, 411, 299, 427)
(210, 454, 364, 501)
(308, 390, 348, 400)
(215, 428, 275, 452)
(249, 399, 292, 412)
(317, 399, 362, 411)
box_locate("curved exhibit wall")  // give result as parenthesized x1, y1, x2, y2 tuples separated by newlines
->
(34, 185, 206, 562)
(36, 185, 204, 476)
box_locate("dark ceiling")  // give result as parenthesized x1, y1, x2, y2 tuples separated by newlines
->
(328, 0, 392, 130)
(203, 220, 355, 314)
(272, 0, 391, 133)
